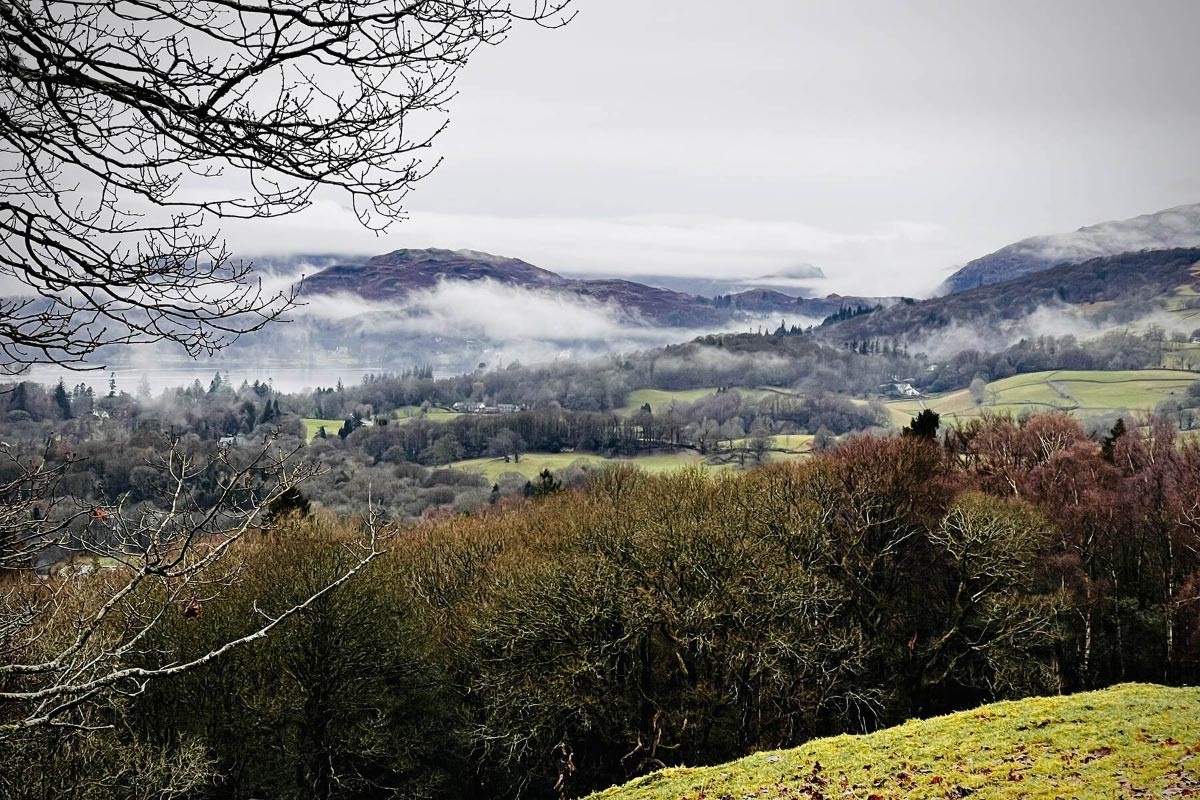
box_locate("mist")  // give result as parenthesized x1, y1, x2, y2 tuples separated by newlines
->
(914, 303, 1194, 362)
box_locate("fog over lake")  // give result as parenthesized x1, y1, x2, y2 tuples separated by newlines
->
(18, 364, 404, 395)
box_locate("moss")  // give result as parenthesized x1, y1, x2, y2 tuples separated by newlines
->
(589, 684, 1200, 799)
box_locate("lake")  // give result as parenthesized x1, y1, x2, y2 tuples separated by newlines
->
(14, 364, 419, 395)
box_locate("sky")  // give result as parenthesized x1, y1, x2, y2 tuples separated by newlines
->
(222, 0, 1200, 297)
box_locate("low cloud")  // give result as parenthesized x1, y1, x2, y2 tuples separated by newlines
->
(1017, 204, 1200, 267)
(288, 278, 796, 367)
(218, 202, 958, 297)
(916, 303, 1191, 361)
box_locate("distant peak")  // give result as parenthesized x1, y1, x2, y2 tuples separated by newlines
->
(940, 202, 1200, 295)
(757, 263, 826, 280)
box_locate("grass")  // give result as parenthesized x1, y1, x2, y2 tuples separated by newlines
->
(589, 683, 1200, 800)
(449, 451, 707, 481)
(889, 369, 1199, 426)
(301, 418, 344, 443)
(727, 434, 814, 452)
(616, 387, 791, 416)
(394, 406, 464, 425)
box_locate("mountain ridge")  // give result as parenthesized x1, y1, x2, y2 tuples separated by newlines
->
(820, 247, 1200, 346)
(940, 203, 1200, 294)
(299, 248, 887, 327)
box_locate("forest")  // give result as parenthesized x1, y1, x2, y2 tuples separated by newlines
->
(3, 410, 1198, 798)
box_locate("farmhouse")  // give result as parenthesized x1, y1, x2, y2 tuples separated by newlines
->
(451, 401, 526, 415)
(880, 381, 921, 398)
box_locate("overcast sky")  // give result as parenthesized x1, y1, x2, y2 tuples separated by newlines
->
(227, 0, 1200, 296)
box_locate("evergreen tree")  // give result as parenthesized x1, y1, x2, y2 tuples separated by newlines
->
(902, 409, 941, 441)
(1101, 417, 1127, 463)
(529, 468, 563, 498)
(10, 381, 28, 412)
(53, 379, 71, 419)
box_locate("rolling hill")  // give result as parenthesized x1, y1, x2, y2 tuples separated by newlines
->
(589, 683, 1200, 800)
(887, 369, 1198, 426)
(940, 203, 1200, 295)
(821, 247, 1200, 346)
(298, 248, 885, 328)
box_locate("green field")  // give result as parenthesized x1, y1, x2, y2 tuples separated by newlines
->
(616, 387, 792, 416)
(449, 450, 707, 481)
(589, 683, 1200, 800)
(889, 369, 1198, 426)
(727, 433, 814, 452)
(394, 406, 464, 425)
(301, 418, 344, 442)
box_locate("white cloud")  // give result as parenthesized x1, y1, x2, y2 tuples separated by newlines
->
(220, 202, 958, 297)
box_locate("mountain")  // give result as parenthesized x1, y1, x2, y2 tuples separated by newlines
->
(940, 203, 1200, 295)
(300, 249, 569, 296)
(820, 247, 1200, 345)
(611, 264, 826, 298)
(299, 248, 881, 328)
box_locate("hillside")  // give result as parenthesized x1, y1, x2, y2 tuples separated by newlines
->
(590, 684, 1200, 800)
(298, 248, 885, 328)
(822, 247, 1200, 346)
(887, 369, 1198, 426)
(941, 203, 1200, 294)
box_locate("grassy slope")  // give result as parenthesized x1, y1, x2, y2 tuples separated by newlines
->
(591, 684, 1200, 800)
(300, 418, 344, 443)
(450, 451, 706, 481)
(888, 369, 1198, 426)
(394, 406, 464, 425)
(727, 434, 815, 452)
(617, 387, 789, 416)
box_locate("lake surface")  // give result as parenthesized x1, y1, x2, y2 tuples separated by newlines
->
(15, 364, 417, 395)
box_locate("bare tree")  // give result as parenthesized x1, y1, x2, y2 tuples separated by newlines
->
(0, 0, 573, 734)
(0, 436, 386, 733)
(0, 0, 572, 371)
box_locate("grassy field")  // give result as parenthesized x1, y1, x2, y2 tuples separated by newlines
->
(589, 683, 1200, 800)
(727, 433, 814, 452)
(616, 387, 792, 416)
(889, 369, 1198, 426)
(449, 451, 707, 481)
(301, 418, 344, 442)
(394, 406, 464, 425)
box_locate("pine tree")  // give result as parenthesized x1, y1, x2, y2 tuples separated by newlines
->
(1101, 418, 1127, 463)
(902, 409, 940, 441)
(53, 380, 72, 419)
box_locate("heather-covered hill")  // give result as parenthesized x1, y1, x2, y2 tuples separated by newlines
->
(297, 248, 887, 328)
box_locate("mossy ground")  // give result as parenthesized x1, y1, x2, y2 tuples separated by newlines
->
(589, 684, 1200, 800)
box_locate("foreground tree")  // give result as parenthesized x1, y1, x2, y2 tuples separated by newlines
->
(0, 0, 574, 742)
(0, 438, 385, 734)
(0, 0, 572, 370)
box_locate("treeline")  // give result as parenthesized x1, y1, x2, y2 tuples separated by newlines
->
(6, 411, 1198, 799)
(305, 334, 927, 419)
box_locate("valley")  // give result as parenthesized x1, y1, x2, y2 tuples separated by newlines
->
(6, 3, 1200, 799)
(7, 206, 1200, 800)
